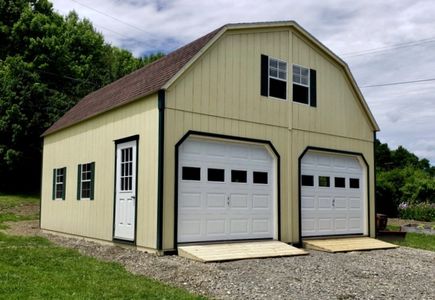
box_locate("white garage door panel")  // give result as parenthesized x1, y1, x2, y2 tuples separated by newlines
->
(178, 138, 274, 243)
(301, 152, 365, 237)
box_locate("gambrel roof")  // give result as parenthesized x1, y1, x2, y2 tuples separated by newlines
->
(43, 21, 379, 136)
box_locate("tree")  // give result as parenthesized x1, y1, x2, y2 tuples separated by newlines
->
(0, 0, 163, 193)
(375, 139, 435, 217)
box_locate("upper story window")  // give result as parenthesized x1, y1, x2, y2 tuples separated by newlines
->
(77, 162, 95, 200)
(293, 65, 317, 107)
(53, 167, 66, 200)
(261, 55, 287, 100)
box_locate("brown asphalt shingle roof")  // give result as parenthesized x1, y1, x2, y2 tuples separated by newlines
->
(42, 27, 222, 136)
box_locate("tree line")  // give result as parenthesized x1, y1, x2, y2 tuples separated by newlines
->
(0, 0, 163, 192)
(375, 139, 435, 216)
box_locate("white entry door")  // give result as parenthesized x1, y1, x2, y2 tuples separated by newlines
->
(114, 140, 137, 241)
(301, 151, 365, 237)
(178, 137, 275, 243)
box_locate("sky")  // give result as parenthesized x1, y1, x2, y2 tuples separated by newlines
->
(51, 0, 435, 164)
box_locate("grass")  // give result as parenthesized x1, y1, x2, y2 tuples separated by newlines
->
(0, 194, 40, 229)
(0, 194, 39, 210)
(385, 225, 435, 252)
(0, 232, 203, 299)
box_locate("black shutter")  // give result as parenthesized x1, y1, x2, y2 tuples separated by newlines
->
(52, 169, 56, 200)
(77, 164, 81, 200)
(62, 167, 66, 200)
(90, 162, 95, 200)
(310, 69, 317, 107)
(260, 55, 269, 96)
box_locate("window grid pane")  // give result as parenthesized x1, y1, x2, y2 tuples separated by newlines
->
(269, 58, 287, 82)
(81, 163, 93, 198)
(120, 148, 133, 191)
(55, 168, 65, 198)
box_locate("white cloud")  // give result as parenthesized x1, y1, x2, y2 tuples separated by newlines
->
(51, 0, 435, 164)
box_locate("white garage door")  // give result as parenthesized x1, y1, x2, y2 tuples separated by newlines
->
(178, 138, 275, 243)
(301, 151, 365, 237)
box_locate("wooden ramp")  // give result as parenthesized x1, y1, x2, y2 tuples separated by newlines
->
(178, 241, 308, 262)
(303, 237, 398, 253)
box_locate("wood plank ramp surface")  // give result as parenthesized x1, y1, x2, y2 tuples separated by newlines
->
(303, 237, 398, 253)
(178, 241, 308, 262)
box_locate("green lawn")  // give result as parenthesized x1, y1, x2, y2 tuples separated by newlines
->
(0, 195, 203, 299)
(385, 225, 435, 252)
(0, 233, 203, 299)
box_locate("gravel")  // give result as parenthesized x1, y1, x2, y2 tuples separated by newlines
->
(40, 232, 435, 300)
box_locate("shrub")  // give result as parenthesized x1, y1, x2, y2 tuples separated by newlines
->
(398, 202, 435, 222)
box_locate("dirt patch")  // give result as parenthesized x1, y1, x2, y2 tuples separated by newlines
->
(2, 204, 40, 216)
(2, 220, 40, 236)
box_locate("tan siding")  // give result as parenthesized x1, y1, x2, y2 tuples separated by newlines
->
(166, 30, 290, 129)
(291, 32, 373, 141)
(162, 109, 290, 249)
(41, 95, 159, 249)
(162, 28, 376, 249)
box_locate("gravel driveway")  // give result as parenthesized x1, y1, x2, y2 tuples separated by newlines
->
(41, 233, 435, 299)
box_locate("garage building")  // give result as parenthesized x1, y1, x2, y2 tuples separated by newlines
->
(40, 21, 379, 253)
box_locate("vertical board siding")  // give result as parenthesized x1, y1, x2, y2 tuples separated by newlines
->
(163, 28, 376, 249)
(41, 95, 159, 248)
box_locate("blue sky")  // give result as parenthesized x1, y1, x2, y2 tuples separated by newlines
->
(52, 0, 435, 164)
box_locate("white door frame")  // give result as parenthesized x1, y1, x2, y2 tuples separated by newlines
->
(299, 147, 369, 240)
(175, 133, 280, 244)
(113, 138, 138, 242)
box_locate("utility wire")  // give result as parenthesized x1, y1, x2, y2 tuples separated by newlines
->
(360, 77, 435, 88)
(340, 37, 435, 58)
(70, 0, 151, 35)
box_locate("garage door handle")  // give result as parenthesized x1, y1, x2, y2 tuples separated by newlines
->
(227, 196, 230, 206)
(332, 198, 335, 207)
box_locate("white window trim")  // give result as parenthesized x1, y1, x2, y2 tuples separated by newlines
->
(292, 63, 311, 105)
(80, 163, 92, 200)
(55, 168, 65, 200)
(267, 56, 288, 101)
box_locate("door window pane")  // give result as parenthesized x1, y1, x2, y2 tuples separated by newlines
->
(301, 175, 314, 186)
(319, 176, 330, 187)
(207, 168, 225, 182)
(335, 177, 345, 188)
(350, 178, 360, 189)
(182, 167, 201, 181)
(253, 171, 268, 184)
(231, 170, 247, 183)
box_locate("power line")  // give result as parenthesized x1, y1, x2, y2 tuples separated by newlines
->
(340, 37, 435, 58)
(360, 77, 435, 88)
(70, 0, 151, 35)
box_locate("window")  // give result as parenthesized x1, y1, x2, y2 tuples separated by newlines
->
(182, 167, 200, 181)
(334, 177, 345, 188)
(208, 168, 224, 182)
(301, 175, 314, 186)
(77, 162, 95, 200)
(120, 148, 133, 191)
(292, 65, 317, 106)
(52, 167, 66, 200)
(318, 176, 330, 187)
(260, 55, 287, 100)
(350, 178, 360, 189)
(231, 170, 247, 183)
(253, 171, 268, 184)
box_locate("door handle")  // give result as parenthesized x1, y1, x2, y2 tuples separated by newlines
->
(227, 196, 230, 206)
(131, 196, 136, 199)
(332, 198, 335, 207)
